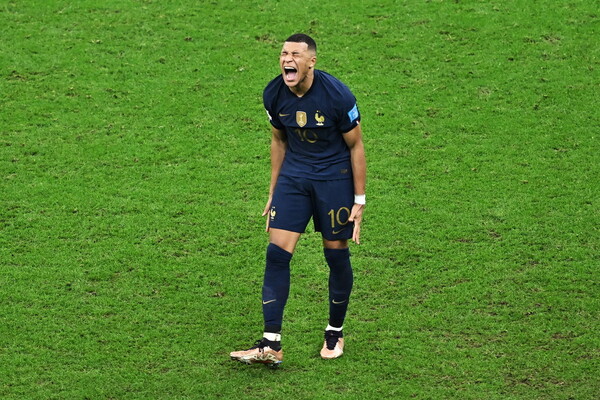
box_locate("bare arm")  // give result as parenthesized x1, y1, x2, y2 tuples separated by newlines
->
(263, 126, 287, 230)
(343, 123, 367, 244)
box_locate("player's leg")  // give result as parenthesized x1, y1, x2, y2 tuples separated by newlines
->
(312, 179, 355, 359)
(230, 229, 300, 365)
(320, 239, 353, 359)
(268, 227, 301, 254)
(262, 175, 312, 343)
(261, 228, 300, 338)
(323, 239, 353, 329)
(231, 176, 311, 365)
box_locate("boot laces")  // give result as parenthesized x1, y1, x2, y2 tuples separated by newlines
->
(247, 339, 268, 351)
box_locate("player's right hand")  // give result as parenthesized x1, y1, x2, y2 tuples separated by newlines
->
(262, 196, 273, 232)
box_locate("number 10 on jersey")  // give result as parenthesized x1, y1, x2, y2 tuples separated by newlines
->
(294, 128, 318, 143)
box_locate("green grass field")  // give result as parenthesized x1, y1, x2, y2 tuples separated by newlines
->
(1, 0, 599, 398)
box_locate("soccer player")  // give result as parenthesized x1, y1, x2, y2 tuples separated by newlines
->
(230, 33, 366, 366)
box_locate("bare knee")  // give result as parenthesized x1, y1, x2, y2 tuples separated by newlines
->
(323, 239, 349, 250)
(269, 228, 301, 254)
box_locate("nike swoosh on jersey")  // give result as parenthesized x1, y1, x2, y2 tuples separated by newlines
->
(279, 113, 290, 117)
(332, 229, 346, 235)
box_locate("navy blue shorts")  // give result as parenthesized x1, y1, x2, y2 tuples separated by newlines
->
(268, 175, 354, 241)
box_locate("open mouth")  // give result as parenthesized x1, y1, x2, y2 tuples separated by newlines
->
(284, 66, 298, 82)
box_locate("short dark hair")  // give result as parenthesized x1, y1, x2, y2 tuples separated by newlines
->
(285, 33, 317, 53)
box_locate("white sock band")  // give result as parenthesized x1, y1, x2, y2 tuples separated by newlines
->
(326, 325, 343, 332)
(263, 332, 281, 342)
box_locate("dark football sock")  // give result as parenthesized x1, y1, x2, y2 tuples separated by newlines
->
(324, 247, 353, 328)
(262, 243, 293, 334)
(261, 338, 282, 351)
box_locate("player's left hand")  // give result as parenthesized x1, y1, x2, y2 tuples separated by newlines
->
(348, 203, 364, 244)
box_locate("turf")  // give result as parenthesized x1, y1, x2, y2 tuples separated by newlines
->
(1, 0, 598, 398)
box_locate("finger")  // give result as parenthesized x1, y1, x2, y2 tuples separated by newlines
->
(352, 223, 361, 244)
(262, 203, 270, 217)
(348, 209, 358, 223)
(348, 204, 363, 222)
(263, 198, 273, 231)
(263, 204, 273, 218)
(353, 217, 361, 243)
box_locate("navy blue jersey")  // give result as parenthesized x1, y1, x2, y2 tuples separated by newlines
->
(263, 70, 361, 180)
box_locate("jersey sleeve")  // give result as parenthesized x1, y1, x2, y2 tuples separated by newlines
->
(335, 88, 361, 134)
(263, 81, 284, 130)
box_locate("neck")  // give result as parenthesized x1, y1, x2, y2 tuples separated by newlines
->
(290, 70, 315, 97)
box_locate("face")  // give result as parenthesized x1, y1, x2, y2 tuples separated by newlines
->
(280, 41, 316, 92)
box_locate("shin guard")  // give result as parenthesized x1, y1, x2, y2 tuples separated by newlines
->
(324, 247, 353, 328)
(262, 243, 293, 333)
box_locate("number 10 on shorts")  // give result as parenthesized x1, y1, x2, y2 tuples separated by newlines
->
(328, 207, 350, 229)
